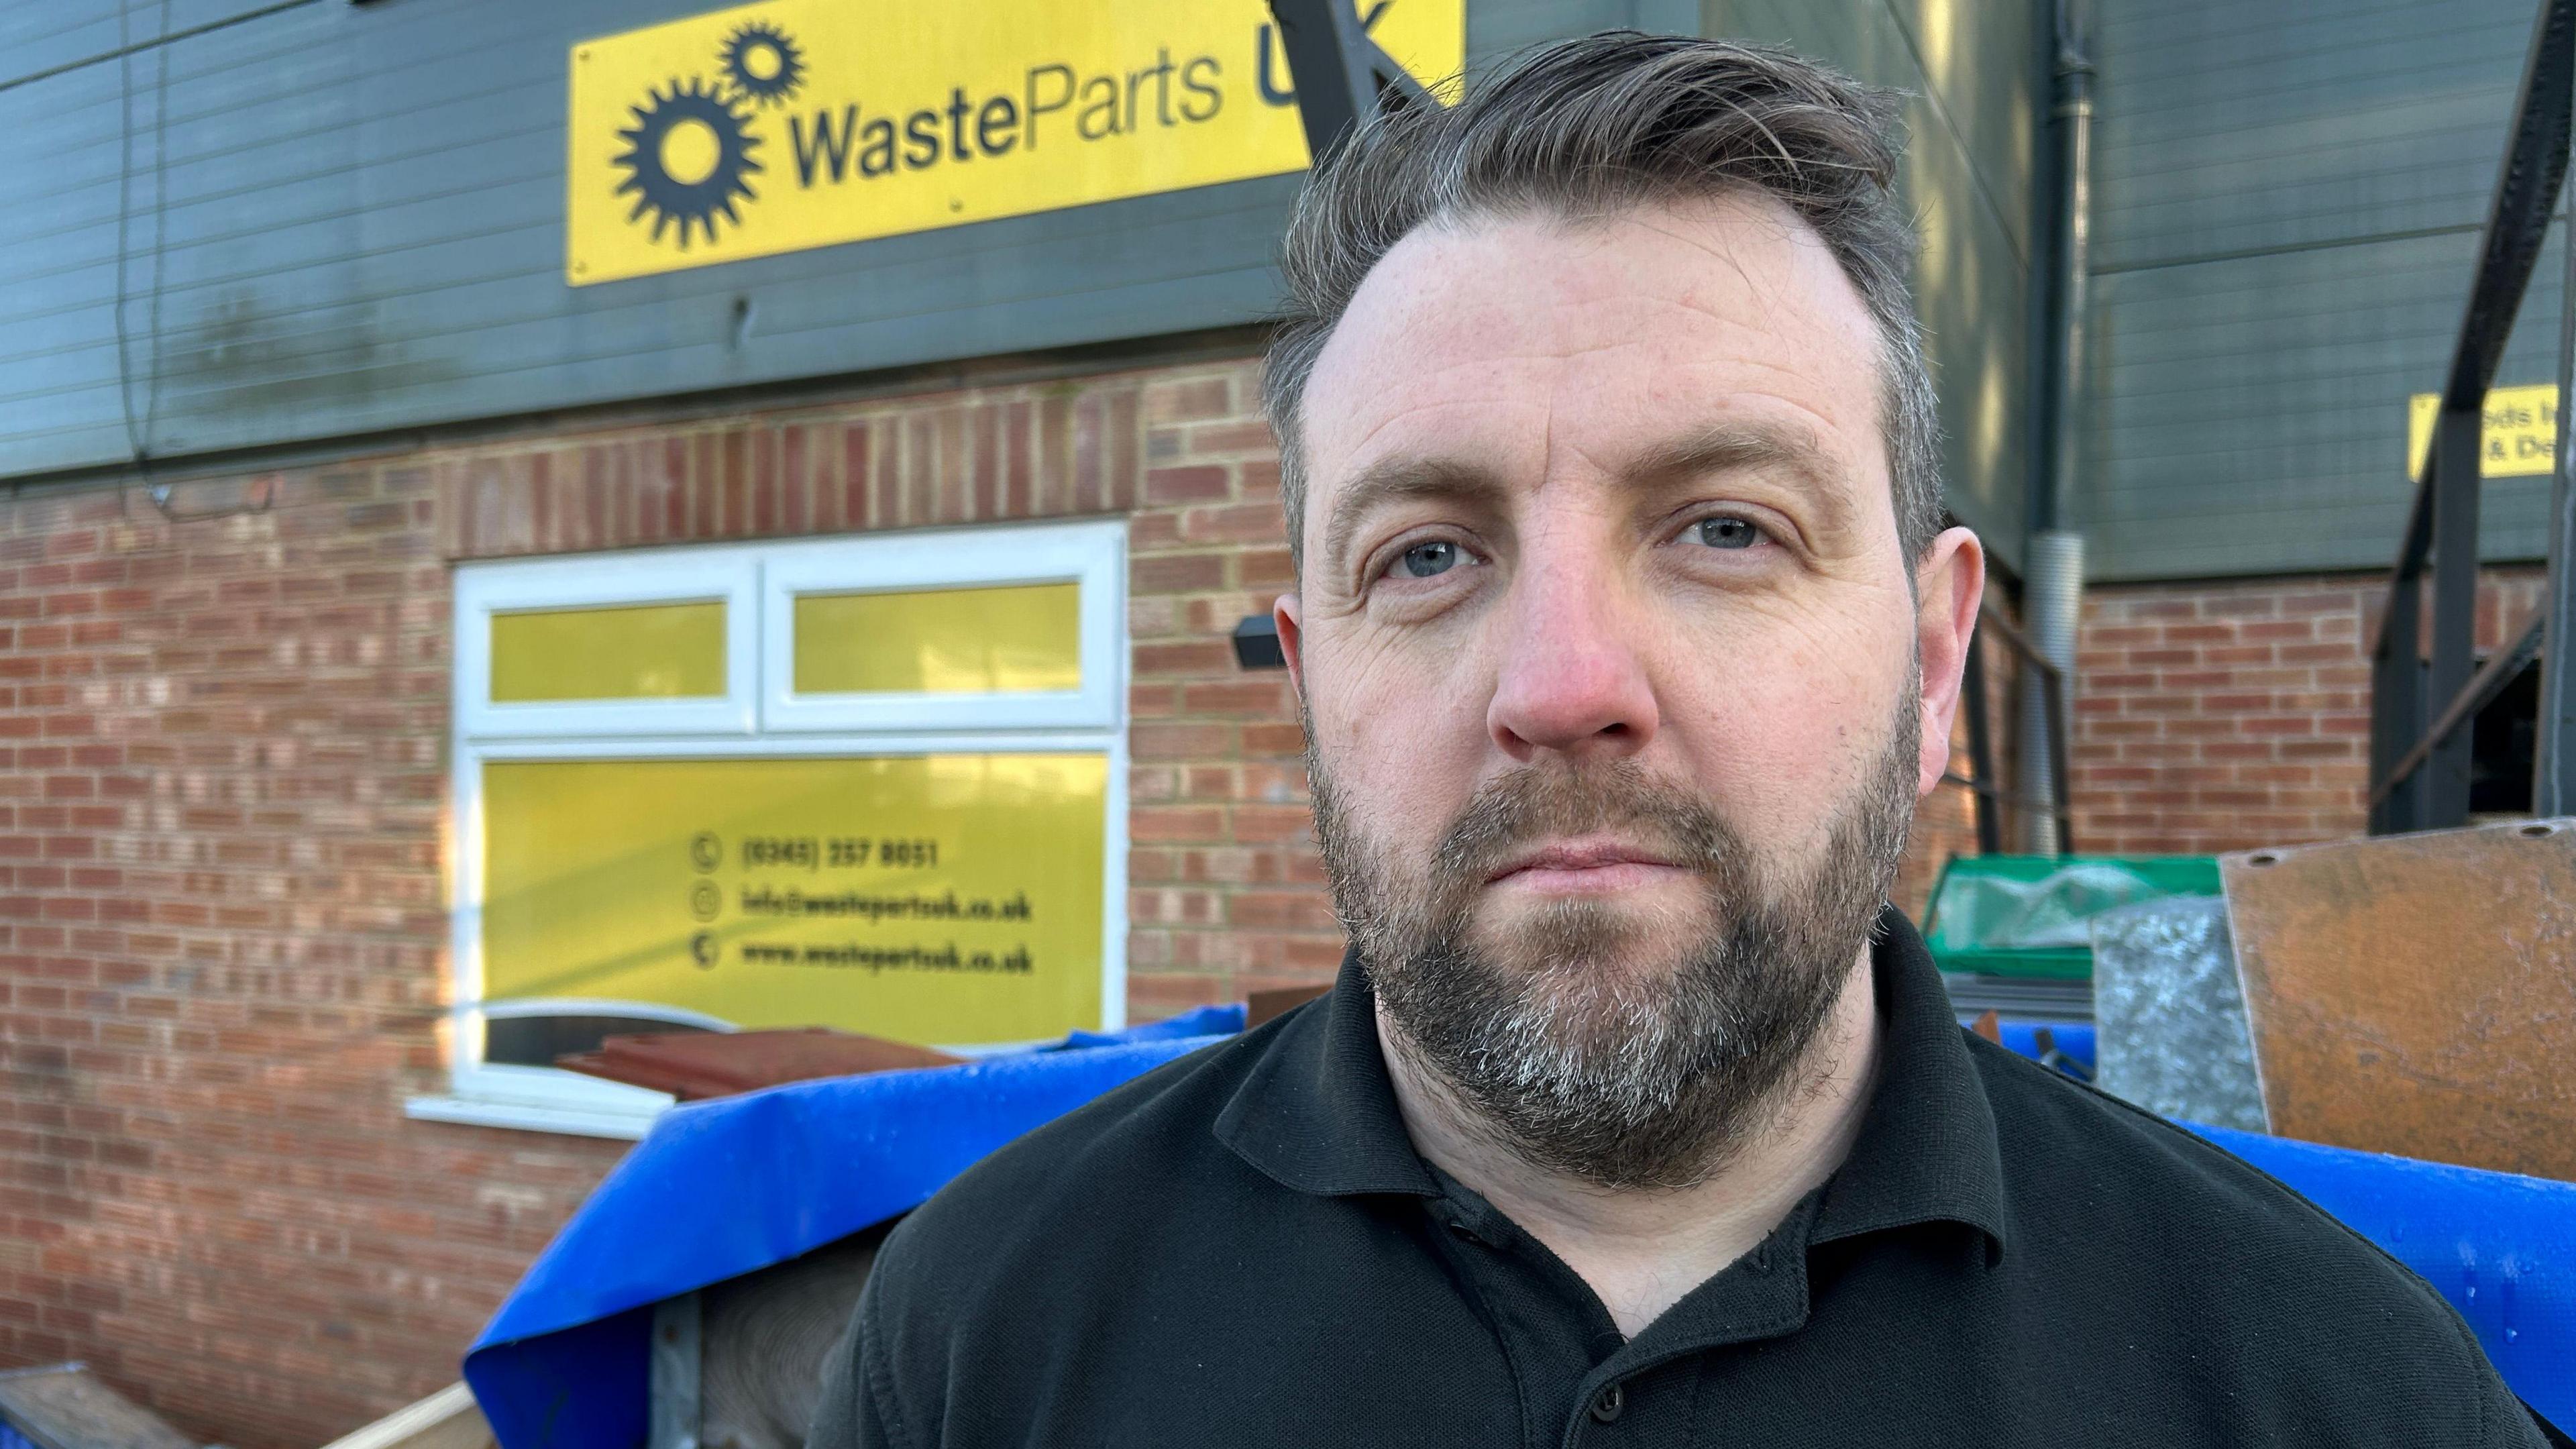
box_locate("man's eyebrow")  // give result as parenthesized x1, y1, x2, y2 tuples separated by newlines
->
(1624, 419, 1858, 536)
(1319, 457, 1507, 578)
(1625, 419, 1837, 490)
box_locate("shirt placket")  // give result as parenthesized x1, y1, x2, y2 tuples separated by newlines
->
(1558, 1197, 1821, 1449)
(1421, 1185, 1627, 1449)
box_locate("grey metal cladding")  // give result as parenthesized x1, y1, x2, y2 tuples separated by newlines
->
(0, 6, 123, 91)
(2090, 0, 2536, 273)
(0, 0, 1641, 484)
(2084, 222, 2560, 581)
(1703, 0, 2045, 565)
(0, 2, 341, 93)
(2086, 0, 2558, 580)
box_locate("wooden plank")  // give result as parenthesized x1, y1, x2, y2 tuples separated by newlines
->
(1245, 985, 1330, 1029)
(317, 1383, 495, 1449)
(557, 1028, 964, 1100)
(2222, 816, 2576, 1179)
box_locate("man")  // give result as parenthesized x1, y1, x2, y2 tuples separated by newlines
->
(811, 34, 2546, 1448)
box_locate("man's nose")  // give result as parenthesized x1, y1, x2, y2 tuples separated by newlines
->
(1485, 557, 1660, 761)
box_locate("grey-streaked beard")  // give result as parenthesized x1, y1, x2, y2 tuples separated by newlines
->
(1307, 682, 1920, 1191)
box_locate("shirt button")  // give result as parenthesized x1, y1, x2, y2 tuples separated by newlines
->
(1589, 1383, 1625, 1424)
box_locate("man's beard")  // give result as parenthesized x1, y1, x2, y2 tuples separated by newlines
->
(1307, 682, 1921, 1192)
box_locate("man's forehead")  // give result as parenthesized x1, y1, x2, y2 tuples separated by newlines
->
(1297, 196, 1888, 538)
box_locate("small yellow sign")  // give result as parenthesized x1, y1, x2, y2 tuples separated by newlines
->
(566, 0, 1464, 284)
(480, 754, 1109, 1044)
(2407, 384, 2561, 480)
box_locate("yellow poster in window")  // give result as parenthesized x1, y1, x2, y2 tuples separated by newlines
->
(479, 754, 1107, 1044)
(565, 0, 1464, 284)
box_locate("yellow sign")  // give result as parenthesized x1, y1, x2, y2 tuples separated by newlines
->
(480, 754, 1108, 1044)
(566, 0, 1464, 284)
(2407, 384, 2560, 480)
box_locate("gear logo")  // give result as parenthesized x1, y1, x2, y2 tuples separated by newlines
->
(612, 76, 764, 250)
(719, 21, 806, 107)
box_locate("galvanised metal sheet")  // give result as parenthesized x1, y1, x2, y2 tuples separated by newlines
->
(0, 0, 1662, 484)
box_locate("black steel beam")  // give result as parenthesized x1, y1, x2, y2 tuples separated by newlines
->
(1974, 602, 2061, 688)
(2373, 608, 2544, 810)
(1962, 632, 2003, 854)
(1939, 771, 2070, 821)
(2538, 89, 2576, 815)
(2373, 564, 2427, 834)
(1265, 0, 1436, 168)
(2442, 0, 2576, 414)
(2427, 407, 2485, 826)
(2371, 0, 2573, 830)
(1972, 602, 2073, 853)
(2039, 653, 2076, 854)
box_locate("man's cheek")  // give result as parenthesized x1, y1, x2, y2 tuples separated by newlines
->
(1672, 692, 1858, 844)
(1321, 647, 1491, 784)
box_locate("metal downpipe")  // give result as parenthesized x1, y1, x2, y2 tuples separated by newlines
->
(2019, 1, 2094, 853)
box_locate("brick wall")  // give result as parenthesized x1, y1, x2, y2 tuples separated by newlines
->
(0, 347, 1996, 1444)
(0, 477, 621, 1444)
(0, 353, 1342, 1446)
(2071, 568, 2546, 855)
(429, 355, 1342, 1018)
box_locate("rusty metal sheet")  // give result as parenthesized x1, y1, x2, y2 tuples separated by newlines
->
(2222, 817, 2576, 1180)
(557, 1028, 963, 1100)
(1246, 985, 1332, 1030)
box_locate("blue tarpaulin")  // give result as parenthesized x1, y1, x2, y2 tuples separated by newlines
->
(2192, 1123, 2576, 1426)
(463, 1008, 1240, 1449)
(1992, 1019, 2094, 1071)
(464, 1011, 2574, 1445)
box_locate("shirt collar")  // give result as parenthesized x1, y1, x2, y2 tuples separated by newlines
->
(1809, 904, 2009, 1260)
(1212, 947, 1441, 1197)
(1213, 904, 2008, 1259)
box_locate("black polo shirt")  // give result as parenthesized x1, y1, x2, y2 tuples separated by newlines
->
(810, 908, 2543, 1448)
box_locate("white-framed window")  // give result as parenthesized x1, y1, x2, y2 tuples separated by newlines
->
(408, 521, 1128, 1140)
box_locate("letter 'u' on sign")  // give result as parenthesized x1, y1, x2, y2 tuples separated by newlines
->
(565, 0, 1465, 285)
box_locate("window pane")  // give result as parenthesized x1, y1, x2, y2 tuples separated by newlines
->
(490, 601, 727, 702)
(479, 754, 1107, 1045)
(794, 582, 1079, 695)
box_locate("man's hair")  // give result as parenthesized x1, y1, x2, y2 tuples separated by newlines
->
(1261, 32, 1942, 576)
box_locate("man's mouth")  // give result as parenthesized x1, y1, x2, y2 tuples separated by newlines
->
(1484, 837, 1688, 894)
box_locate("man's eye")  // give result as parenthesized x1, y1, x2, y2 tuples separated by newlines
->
(1692, 516, 1764, 550)
(1394, 540, 1462, 578)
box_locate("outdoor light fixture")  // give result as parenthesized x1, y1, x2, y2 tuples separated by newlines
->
(1233, 614, 1286, 669)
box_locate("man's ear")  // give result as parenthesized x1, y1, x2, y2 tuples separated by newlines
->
(1912, 527, 1986, 799)
(1275, 592, 1307, 710)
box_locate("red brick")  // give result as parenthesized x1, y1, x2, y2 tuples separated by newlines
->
(2072, 569, 2537, 853)
(1133, 640, 1236, 677)
(1181, 502, 1289, 545)
(1144, 377, 1231, 425)
(1145, 466, 1231, 506)
(1184, 421, 1277, 455)
(1130, 806, 1227, 843)
(1132, 552, 1229, 593)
